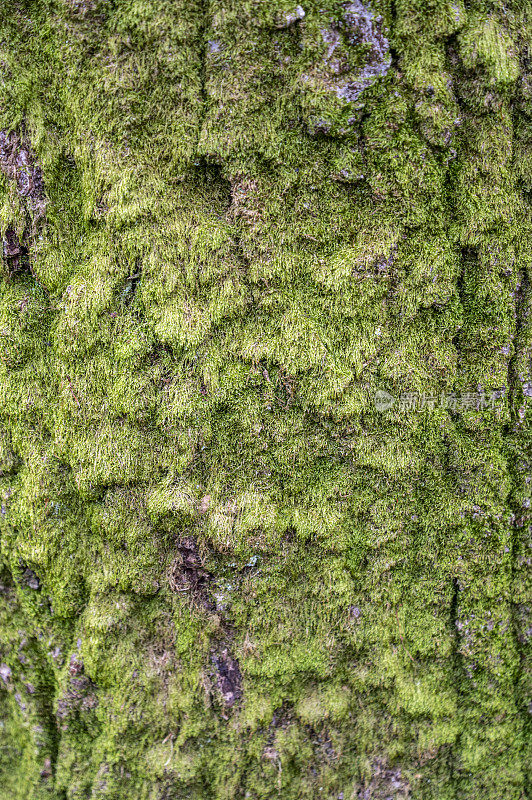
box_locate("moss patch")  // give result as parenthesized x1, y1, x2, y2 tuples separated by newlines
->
(0, 0, 530, 798)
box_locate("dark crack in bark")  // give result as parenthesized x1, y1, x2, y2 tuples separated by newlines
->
(168, 535, 243, 712)
(168, 535, 215, 612)
(210, 645, 242, 709)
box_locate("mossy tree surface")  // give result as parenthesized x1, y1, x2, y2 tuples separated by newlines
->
(0, 0, 530, 798)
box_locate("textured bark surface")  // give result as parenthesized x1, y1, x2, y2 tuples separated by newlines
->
(0, 1, 530, 798)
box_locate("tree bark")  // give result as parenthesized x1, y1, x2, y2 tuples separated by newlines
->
(0, 0, 530, 797)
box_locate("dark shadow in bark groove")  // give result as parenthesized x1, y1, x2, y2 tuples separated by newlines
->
(168, 535, 243, 712)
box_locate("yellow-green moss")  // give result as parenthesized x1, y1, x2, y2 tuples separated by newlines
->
(0, 1, 530, 798)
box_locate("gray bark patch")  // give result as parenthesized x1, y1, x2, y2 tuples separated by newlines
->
(308, 0, 391, 104)
(0, 130, 46, 216)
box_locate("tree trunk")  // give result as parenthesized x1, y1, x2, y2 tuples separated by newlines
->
(0, 1, 530, 797)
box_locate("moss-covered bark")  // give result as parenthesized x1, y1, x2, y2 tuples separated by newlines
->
(0, 0, 530, 797)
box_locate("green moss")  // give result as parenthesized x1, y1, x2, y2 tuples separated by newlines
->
(0, 0, 530, 798)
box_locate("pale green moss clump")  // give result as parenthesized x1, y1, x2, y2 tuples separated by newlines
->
(0, 1, 530, 798)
